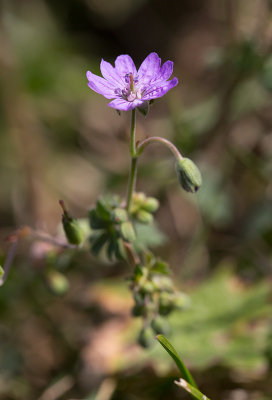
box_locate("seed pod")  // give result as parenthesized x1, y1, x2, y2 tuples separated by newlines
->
(142, 197, 159, 213)
(176, 158, 202, 193)
(120, 221, 136, 242)
(138, 326, 154, 348)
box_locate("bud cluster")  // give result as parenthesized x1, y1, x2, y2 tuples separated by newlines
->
(130, 192, 159, 224)
(89, 196, 135, 260)
(129, 252, 189, 348)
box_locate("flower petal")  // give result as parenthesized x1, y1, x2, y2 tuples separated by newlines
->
(108, 98, 144, 111)
(115, 55, 137, 77)
(158, 60, 173, 81)
(86, 70, 116, 99)
(137, 52, 161, 85)
(142, 77, 178, 100)
(100, 59, 124, 87)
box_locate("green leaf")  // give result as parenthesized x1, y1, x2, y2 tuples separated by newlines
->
(175, 378, 211, 400)
(156, 335, 197, 389)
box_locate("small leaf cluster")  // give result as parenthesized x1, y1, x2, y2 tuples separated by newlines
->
(89, 196, 135, 260)
(129, 252, 189, 348)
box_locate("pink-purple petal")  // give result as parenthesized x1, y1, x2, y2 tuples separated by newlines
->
(100, 59, 124, 87)
(137, 52, 161, 85)
(108, 98, 144, 111)
(86, 70, 116, 99)
(158, 60, 173, 81)
(115, 55, 137, 77)
(142, 77, 178, 100)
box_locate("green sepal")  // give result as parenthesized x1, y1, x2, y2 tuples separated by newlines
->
(137, 101, 149, 117)
(0, 266, 4, 280)
(90, 232, 109, 256)
(114, 238, 127, 260)
(89, 209, 108, 230)
(96, 199, 112, 221)
(107, 237, 116, 261)
(176, 158, 202, 193)
(120, 221, 136, 242)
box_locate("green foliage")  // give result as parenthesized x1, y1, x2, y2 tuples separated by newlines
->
(89, 196, 130, 260)
(175, 379, 211, 400)
(156, 334, 197, 388)
(147, 268, 271, 372)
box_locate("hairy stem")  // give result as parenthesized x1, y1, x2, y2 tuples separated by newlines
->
(126, 109, 137, 213)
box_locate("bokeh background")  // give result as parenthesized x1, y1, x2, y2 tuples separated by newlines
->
(1, 0, 272, 399)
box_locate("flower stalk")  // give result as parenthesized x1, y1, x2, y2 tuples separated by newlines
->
(136, 136, 183, 160)
(126, 109, 138, 213)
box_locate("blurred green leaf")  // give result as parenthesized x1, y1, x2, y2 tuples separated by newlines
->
(156, 335, 197, 388)
(175, 378, 211, 400)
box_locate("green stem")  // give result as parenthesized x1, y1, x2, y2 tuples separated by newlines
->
(126, 109, 137, 213)
(137, 136, 183, 160)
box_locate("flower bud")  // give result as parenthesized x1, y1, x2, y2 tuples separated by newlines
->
(151, 316, 170, 335)
(136, 210, 153, 224)
(120, 221, 136, 242)
(132, 304, 145, 317)
(111, 208, 128, 224)
(173, 292, 190, 310)
(138, 327, 154, 348)
(142, 197, 159, 213)
(60, 200, 85, 245)
(158, 292, 174, 316)
(47, 270, 69, 295)
(176, 158, 202, 193)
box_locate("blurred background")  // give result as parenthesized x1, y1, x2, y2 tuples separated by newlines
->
(1, 0, 272, 399)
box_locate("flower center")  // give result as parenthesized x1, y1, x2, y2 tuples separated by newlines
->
(117, 73, 142, 102)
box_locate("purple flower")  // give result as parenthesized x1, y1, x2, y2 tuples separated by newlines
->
(86, 52, 178, 111)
